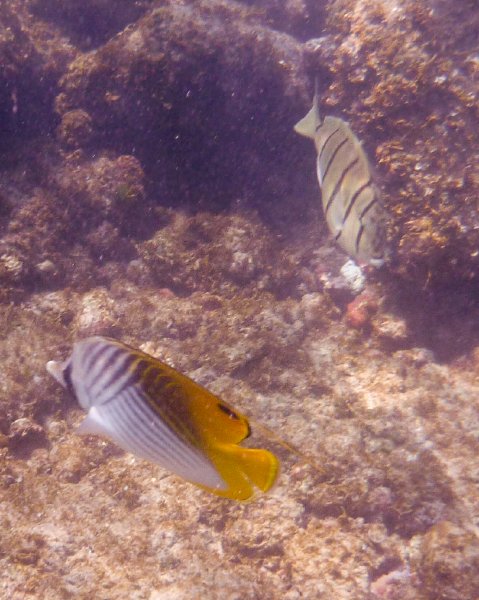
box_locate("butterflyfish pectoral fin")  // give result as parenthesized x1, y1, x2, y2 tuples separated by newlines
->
(46, 360, 67, 387)
(203, 445, 279, 501)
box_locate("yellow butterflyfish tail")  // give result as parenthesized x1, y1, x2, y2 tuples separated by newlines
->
(232, 447, 279, 492)
(201, 445, 280, 501)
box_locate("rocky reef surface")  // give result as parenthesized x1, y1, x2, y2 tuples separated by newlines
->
(0, 0, 478, 598)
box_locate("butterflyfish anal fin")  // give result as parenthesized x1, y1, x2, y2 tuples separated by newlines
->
(77, 406, 113, 437)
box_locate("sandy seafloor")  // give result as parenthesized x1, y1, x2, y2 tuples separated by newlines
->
(0, 0, 478, 598)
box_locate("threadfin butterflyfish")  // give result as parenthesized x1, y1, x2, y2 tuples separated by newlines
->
(46, 336, 279, 501)
(294, 84, 386, 266)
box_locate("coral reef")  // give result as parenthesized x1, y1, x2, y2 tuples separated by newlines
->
(54, 0, 311, 210)
(236, 0, 327, 40)
(413, 521, 479, 600)
(0, 0, 478, 598)
(303, 0, 479, 288)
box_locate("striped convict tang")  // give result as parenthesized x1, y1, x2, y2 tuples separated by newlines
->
(46, 336, 279, 501)
(294, 90, 386, 266)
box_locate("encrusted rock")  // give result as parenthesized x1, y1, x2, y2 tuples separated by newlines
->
(0, 252, 25, 282)
(0, 2, 478, 599)
(73, 287, 118, 337)
(30, 0, 150, 49)
(415, 521, 479, 600)
(57, 109, 94, 149)
(370, 568, 415, 600)
(373, 313, 410, 348)
(54, 153, 145, 222)
(8, 417, 46, 454)
(140, 212, 291, 295)
(339, 260, 366, 296)
(345, 290, 379, 329)
(303, 0, 479, 289)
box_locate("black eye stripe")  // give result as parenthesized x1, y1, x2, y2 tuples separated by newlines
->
(63, 363, 76, 398)
(217, 403, 239, 420)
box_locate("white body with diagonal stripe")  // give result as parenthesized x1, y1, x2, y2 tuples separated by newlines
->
(46, 337, 227, 490)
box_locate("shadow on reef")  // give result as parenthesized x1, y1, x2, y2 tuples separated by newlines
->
(54, 0, 311, 210)
(28, 0, 153, 51)
(382, 275, 479, 363)
(236, 0, 327, 41)
(0, 51, 57, 149)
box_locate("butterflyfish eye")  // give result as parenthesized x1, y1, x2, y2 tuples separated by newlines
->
(217, 403, 240, 420)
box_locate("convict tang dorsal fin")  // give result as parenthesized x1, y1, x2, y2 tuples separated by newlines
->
(294, 77, 321, 139)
